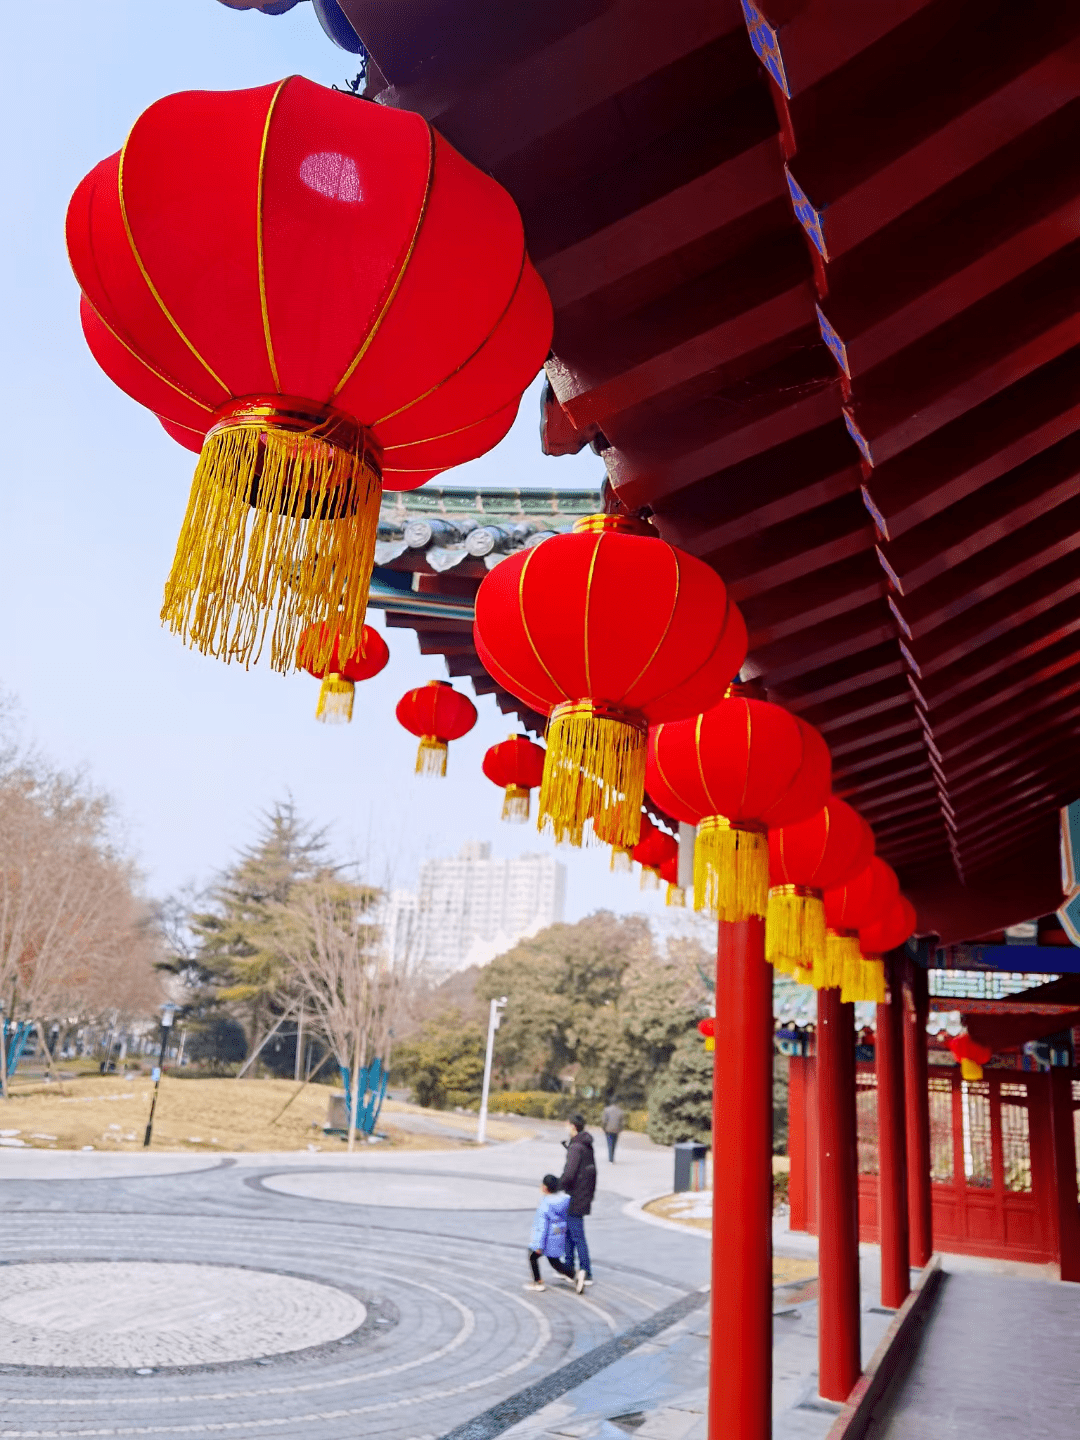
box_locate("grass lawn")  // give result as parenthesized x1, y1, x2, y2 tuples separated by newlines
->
(0, 1075, 516, 1153)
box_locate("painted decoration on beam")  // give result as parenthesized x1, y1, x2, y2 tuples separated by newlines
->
(296, 621, 389, 724)
(646, 693, 830, 922)
(767, 799, 874, 980)
(473, 514, 747, 850)
(66, 77, 552, 673)
(395, 681, 476, 777)
(482, 736, 546, 823)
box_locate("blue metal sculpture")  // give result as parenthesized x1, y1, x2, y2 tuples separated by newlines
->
(339, 1056, 388, 1134)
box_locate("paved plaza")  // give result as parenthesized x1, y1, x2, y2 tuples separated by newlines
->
(0, 1122, 1073, 1438)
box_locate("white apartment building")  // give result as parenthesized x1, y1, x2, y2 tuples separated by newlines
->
(413, 841, 567, 974)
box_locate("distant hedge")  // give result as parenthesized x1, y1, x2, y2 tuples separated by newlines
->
(483, 1091, 647, 1131)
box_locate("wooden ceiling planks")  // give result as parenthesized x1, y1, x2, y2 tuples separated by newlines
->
(339, 0, 1080, 941)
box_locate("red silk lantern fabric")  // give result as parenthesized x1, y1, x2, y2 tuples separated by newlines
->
(947, 1030, 993, 1079)
(646, 695, 829, 921)
(67, 77, 552, 672)
(396, 681, 477, 776)
(860, 896, 917, 957)
(822, 858, 900, 998)
(767, 798, 875, 977)
(659, 850, 685, 906)
(473, 515, 747, 849)
(296, 620, 389, 724)
(482, 736, 546, 822)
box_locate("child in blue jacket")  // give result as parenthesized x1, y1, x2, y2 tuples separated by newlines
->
(527, 1174, 584, 1292)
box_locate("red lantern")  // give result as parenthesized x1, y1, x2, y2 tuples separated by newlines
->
(482, 735, 546, 823)
(395, 680, 477, 776)
(858, 894, 917, 1006)
(697, 1016, 716, 1053)
(659, 851, 685, 907)
(947, 1030, 993, 1082)
(634, 825, 678, 890)
(296, 621, 389, 723)
(822, 858, 900, 999)
(647, 693, 830, 921)
(473, 515, 747, 849)
(767, 798, 874, 977)
(66, 77, 552, 673)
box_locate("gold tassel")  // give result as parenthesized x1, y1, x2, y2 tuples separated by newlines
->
(416, 735, 448, 777)
(824, 929, 861, 993)
(610, 847, 634, 874)
(693, 816, 769, 921)
(161, 399, 381, 673)
(502, 785, 530, 823)
(863, 957, 887, 1004)
(640, 866, 661, 891)
(666, 883, 686, 908)
(766, 886, 825, 977)
(960, 1057, 984, 1082)
(537, 701, 646, 849)
(315, 673, 355, 725)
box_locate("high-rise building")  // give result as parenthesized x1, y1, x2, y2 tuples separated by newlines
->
(413, 842, 566, 974)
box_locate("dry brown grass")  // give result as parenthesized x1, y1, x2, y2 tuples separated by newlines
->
(0, 1076, 515, 1153)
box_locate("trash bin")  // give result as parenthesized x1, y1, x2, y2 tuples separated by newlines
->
(673, 1141, 708, 1193)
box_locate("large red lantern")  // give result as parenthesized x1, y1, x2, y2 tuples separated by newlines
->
(647, 693, 830, 922)
(482, 736, 546, 822)
(767, 798, 874, 978)
(473, 515, 747, 849)
(66, 77, 552, 674)
(296, 621, 389, 723)
(395, 680, 477, 776)
(822, 857, 900, 999)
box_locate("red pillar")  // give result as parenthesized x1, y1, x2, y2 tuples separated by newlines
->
(875, 958, 909, 1308)
(901, 957, 933, 1267)
(817, 986, 861, 1403)
(788, 1054, 808, 1232)
(1049, 1067, 1080, 1282)
(711, 916, 772, 1440)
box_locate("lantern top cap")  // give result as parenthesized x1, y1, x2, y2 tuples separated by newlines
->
(572, 513, 656, 537)
(725, 678, 767, 701)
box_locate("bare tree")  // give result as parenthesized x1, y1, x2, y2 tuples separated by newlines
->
(272, 877, 413, 1150)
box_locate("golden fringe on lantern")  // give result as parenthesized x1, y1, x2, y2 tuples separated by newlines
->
(766, 886, 826, 979)
(960, 1057, 984, 1081)
(161, 407, 381, 673)
(666, 883, 687, 908)
(502, 785, 530, 823)
(693, 817, 769, 921)
(610, 847, 634, 874)
(415, 736, 448, 778)
(538, 701, 646, 849)
(315, 673, 355, 724)
(640, 867, 661, 891)
(839, 952, 887, 1004)
(820, 929, 861, 992)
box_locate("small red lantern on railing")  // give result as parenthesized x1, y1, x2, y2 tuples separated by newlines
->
(947, 1030, 993, 1081)
(482, 735, 546, 822)
(296, 621, 389, 723)
(396, 681, 477, 777)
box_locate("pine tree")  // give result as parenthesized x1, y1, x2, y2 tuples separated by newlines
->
(190, 800, 334, 1059)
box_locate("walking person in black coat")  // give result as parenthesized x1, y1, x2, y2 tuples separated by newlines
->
(558, 1113, 597, 1285)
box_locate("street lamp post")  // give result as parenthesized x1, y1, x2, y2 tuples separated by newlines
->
(476, 997, 507, 1145)
(143, 1004, 177, 1149)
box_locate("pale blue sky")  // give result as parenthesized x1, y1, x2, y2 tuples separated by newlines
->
(0, 2, 702, 929)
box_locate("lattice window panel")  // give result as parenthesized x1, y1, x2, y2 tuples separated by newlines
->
(855, 1072, 878, 1175)
(929, 1076, 953, 1183)
(928, 969, 1057, 1000)
(962, 1080, 993, 1188)
(1000, 1094, 1032, 1194)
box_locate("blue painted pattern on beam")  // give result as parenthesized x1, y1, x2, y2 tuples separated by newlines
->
(740, 1, 791, 97)
(816, 304, 850, 378)
(843, 408, 874, 465)
(784, 166, 828, 259)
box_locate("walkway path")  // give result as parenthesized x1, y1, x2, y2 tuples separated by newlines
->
(870, 1269, 1080, 1438)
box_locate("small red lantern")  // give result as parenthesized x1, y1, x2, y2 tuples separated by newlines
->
(659, 851, 685, 907)
(822, 857, 900, 998)
(634, 825, 678, 890)
(697, 1016, 716, 1053)
(767, 798, 874, 978)
(473, 515, 747, 849)
(395, 680, 477, 776)
(482, 735, 546, 822)
(947, 1030, 993, 1081)
(67, 77, 552, 674)
(647, 693, 830, 921)
(296, 621, 389, 723)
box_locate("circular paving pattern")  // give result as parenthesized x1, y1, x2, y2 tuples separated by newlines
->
(0, 1262, 367, 1369)
(261, 1168, 538, 1209)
